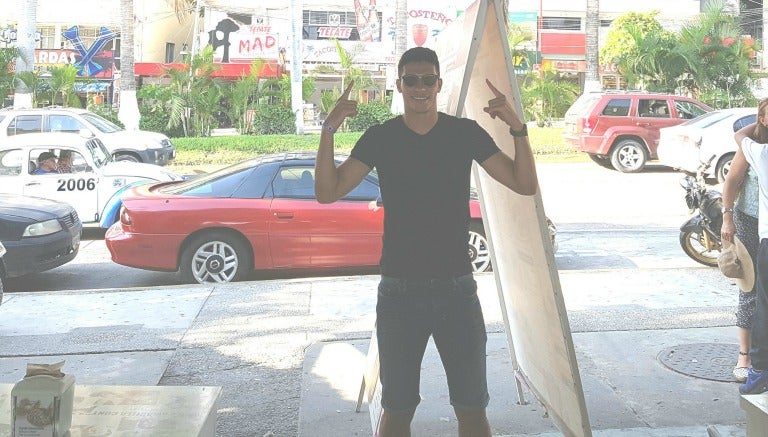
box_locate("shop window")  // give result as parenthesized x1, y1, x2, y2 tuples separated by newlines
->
(542, 17, 581, 31)
(165, 42, 175, 63)
(39, 26, 56, 49)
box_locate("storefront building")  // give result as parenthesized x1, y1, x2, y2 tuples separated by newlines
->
(506, 0, 734, 90)
(0, 0, 753, 109)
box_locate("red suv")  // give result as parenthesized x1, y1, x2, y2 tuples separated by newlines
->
(563, 92, 712, 172)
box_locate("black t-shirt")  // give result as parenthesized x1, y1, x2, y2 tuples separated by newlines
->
(351, 112, 500, 278)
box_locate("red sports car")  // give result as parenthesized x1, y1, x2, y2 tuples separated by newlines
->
(106, 153, 554, 283)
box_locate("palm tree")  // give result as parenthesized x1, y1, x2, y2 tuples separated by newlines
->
(118, 0, 140, 130)
(0, 48, 20, 107)
(14, 0, 37, 109)
(14, 70, 44, 107)
(585, 0, 600, 92)
(170, 0, 195, 20)
(47, 65, 80, 107)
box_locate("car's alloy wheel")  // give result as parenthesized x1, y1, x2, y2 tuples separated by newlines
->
(679, 230, 720, 267)
(610, 139, 647, 173)
(469, 222, 492, 272)
(180, 232, 252, 283)
(715, 154, 733, 184)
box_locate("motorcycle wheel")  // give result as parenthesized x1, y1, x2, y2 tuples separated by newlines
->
(679, 230, 720, 267)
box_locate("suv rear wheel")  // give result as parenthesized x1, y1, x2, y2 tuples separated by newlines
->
(610, 139, 647, 173)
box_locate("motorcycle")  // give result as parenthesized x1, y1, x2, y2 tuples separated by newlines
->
(679, 155, 723, 267)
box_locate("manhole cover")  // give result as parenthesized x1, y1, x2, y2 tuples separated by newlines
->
(658, 343, 740, 383)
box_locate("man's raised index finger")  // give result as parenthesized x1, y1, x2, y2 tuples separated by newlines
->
(340, 81, 354, 100)
(485, 78, 504, 97)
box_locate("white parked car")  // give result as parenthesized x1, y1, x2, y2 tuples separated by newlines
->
(0, 132, 183, 227)
(657, 107, 756, 182)
(0, 106, 176, 165)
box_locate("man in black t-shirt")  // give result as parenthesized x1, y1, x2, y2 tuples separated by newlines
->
(315, 47, 538, 437)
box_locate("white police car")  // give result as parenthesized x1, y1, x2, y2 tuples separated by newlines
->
(0, 131, 182, 227)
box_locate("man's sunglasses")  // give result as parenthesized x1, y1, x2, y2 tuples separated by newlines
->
(400, 74, 440, 88)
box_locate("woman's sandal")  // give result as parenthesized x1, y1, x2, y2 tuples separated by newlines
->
(734, 351, 750, 382)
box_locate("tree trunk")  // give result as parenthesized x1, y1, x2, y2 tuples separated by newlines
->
(585, 0, 601, 92)
(14, 0, 37, 109)
(118, 0, 141, 130)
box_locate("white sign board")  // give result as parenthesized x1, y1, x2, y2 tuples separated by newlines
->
(434, 1, 592, 435)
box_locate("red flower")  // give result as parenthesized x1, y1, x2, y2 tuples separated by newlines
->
(704, 36, 711, 44)
(722, 37, 735, 47)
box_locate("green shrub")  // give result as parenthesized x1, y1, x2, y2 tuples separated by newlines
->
(168, 127, 587, 167)
(139, 107, 185, 137)
(347, 101, 395, 132)
(250, 105, 296, 135)
(172, 132, 361, 154)
(87, 104, 124, 128)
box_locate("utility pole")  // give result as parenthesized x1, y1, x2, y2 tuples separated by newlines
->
(763, 3, 768, 70)
(290, 0, 304, 134)
(190, 0, 202, 60)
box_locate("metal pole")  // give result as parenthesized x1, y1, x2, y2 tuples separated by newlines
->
(763, 4, 768, 70)
(290, 0, 304, 134)
(190, 0, 202, 59)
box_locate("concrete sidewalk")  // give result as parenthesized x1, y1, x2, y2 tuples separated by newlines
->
(0, 268, 759, 436)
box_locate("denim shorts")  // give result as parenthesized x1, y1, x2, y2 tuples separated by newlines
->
(375, 273, 489, 414)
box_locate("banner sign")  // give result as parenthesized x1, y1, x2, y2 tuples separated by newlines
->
(205, 11, 289, 63)
(33, 49, 115, 79)
(354, 0, 382, 42)
(405, 0, 458, 49)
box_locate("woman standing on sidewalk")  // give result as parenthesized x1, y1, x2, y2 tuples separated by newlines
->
(721, 146, 761, 382)
(734, 108, 768, 394)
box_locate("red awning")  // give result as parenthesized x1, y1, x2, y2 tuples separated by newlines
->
(540, 31, 586, 56)
(134, 61, 282, 78)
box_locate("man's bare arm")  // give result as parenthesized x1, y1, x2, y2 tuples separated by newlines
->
(479, 79, 538, 196)
(315, 81, 371, 203)
(721, 147, 749, 243)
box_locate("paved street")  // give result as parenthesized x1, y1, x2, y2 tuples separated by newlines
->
(4, 162, 699, 293)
